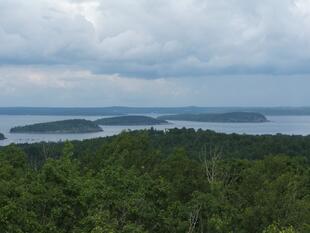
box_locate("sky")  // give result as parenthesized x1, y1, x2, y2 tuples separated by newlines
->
(0, 0, 310, 107)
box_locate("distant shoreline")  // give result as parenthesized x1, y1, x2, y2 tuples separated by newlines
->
(1, 106, 310, 116)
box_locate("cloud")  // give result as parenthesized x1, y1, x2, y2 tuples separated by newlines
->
(0, 66, 191, 106)
(1, 0, 310, 107)
(1, 0, 310, 78)
(0, 66, 309, 107)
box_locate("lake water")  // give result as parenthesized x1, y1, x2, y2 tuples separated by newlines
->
(1, 115, 310, 146)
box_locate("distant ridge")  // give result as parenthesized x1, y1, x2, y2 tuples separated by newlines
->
(0, 107, 310, 116)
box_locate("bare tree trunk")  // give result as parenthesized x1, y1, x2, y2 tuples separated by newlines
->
(199, 145, 222, 184)
(42, 143, 49, 161)
(188, 206, 201, 233)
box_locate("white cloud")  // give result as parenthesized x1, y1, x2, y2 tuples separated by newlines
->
(0, 66, 191, 106)
(1, 0, 310, 77)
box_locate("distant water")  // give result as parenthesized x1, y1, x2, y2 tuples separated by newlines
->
(1, 115, 310, 146)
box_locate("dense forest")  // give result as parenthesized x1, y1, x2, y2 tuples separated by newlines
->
(0, 133, 5, 140)
(95, 116, 168, 126)
(158, 112, 268, 123)
(0, 128, 309, 233)
(10, 119, 103, 134)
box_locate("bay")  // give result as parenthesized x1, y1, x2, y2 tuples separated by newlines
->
(1, 115, 310, 146)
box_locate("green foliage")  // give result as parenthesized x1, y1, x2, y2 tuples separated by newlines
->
(63, 141, 74, 158)
(262, 223, 298, 233)
(0, 129, 309, 232)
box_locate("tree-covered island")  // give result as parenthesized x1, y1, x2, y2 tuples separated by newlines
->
(158, 112, 268, 123)
(10, 119, 103, 134)
(95, 115, 169, 125)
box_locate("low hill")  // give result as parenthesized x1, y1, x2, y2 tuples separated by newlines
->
(95, 115, 169, 126)
(10, 119, 103, 134)
(158, 112, 268, 123)
(0, 133, 5, 140)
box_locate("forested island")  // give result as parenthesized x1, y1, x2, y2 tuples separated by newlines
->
(10, 119, 103, 134)
(158, 112, 268, 123)
(0, 128, 309, 233)
(95, 115, 169, 125)
(0, 133, 5, 140)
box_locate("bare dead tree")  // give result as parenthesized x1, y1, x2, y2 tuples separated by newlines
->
(199, 145, 222, 184)
(199, 145, 241, 187)
(188, 205, 201, 233)
(42, 143, 50, 161)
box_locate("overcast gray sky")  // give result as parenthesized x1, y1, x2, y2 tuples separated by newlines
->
(0, 0, 309, 107)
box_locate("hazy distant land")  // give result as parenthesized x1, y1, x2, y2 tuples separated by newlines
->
(95, 115, 169, 126)
(10, 119, 103, 134)
(1, 106, 310, 116)
(158, 112, 268, 123)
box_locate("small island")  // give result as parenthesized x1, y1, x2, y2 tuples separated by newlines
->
(158, 112, 268, 123)
(0, 133, 5, 140)
(95, 115, 169, 126)
(10, 119, 103, 134)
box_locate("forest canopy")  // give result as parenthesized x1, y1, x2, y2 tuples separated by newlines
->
(0, 128, 309, 233)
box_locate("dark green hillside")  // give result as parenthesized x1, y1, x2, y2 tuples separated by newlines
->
(95, 115, 168, 125)
(158, 112, 268, 123)
(0, 133, 5, 140)
(10, 119, 102, 134)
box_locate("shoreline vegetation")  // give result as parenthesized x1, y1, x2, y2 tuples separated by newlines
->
(158, 112, 268, 123)
(10, 119, 103, 134)
(95, 115, 169, 125)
